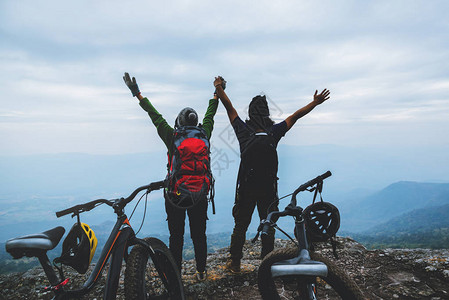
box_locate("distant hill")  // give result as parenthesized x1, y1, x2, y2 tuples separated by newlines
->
(339, 181, 449, 232)
(365, 203, 449, 235)
(351, 203, 449, 249)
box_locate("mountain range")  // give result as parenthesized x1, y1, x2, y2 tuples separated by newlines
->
(339, 181, 449, 232)
(1, 147, 448, 244)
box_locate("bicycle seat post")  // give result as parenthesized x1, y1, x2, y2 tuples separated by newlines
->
(38, 253, 61, 287)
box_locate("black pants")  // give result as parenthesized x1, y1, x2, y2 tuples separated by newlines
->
(229, 187, 278, 260)
(165, 198, 208, 272)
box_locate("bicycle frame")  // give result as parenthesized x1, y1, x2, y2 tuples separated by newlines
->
(41, 181, 167, 299)
(46, 212, 153, 299)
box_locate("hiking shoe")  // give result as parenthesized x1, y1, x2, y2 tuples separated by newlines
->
(225, 259, 241, 273)
(196, 270, 207, 281)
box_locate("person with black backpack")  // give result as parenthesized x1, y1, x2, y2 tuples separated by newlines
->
(124, 72, 221, 281)
(213, 76, 330, 273)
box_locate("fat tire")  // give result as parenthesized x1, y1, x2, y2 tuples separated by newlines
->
(258, 247, 364, 300)
(125, 237, 185, 300)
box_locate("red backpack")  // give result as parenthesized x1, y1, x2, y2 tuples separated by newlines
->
(165, 126, 215, 212)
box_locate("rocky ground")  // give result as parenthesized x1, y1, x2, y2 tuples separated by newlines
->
(1, 237, 449, 299)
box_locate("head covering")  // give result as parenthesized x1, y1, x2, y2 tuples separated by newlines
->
(176, 107, 198, 127)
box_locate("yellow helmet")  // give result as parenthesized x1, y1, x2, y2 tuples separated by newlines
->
(56, 222, 98, 274)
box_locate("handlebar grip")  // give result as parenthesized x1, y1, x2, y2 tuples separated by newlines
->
(55, 204, 84, 218)
(56, 208, 74, 218)
(321, 170, 332, 180)
(149, 180, 165, 190)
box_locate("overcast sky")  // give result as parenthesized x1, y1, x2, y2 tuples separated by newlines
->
(1, 0, 448, 155)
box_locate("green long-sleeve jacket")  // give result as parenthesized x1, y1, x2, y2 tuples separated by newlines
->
(139, 97, 219, 157)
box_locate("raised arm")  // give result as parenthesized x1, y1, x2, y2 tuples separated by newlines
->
(284, 89, 330, 132)
(214, 76, 238, 123)
(201, 92, 220, 139)
(123, 72, 174, 148)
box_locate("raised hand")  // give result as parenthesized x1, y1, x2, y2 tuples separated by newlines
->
(313, 89, 330, 105)
(213, 76, 226, 90)
(123, 72, 141, 97)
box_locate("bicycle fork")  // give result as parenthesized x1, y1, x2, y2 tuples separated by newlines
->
(271, 219, 327, 300)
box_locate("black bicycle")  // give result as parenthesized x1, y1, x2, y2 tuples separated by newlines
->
(256, 171, 364, 300)
(5, 180, 185, 300)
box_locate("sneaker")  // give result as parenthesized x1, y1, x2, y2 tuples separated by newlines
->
(196, 270, 207, 281)
(225, 259, 241, 274)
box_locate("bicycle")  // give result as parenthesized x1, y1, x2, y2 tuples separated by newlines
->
(255, 171, 364, 300)
(5, 180, 185, 300)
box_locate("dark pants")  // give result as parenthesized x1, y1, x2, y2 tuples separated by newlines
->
(230, 187, 278, 260)
(165, 198, 208, 272)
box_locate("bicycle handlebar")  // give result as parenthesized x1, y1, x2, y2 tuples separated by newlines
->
(292, 171, 332, 196)
(124, 180, 165, 205)
(55, 180, 166, 218)
(56, 199, 112, 218)
(259, 171, 332, 236)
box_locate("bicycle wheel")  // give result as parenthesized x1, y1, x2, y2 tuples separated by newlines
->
(258, 247, 364, 300)
(125, 237, 185, 300)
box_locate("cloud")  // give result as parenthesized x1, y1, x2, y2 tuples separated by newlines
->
(0, 1, 344, 44)
(0, 0, 448, 154)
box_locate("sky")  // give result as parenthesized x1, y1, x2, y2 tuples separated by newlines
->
(1, 0, 449, 243)
(1, 0, 448, 156)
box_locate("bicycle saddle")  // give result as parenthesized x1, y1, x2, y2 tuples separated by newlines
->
(6, 226, 65, 259)
(271, 249, 328, 277)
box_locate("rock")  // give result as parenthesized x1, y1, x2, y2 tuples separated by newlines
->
(1, 237, 448, 299)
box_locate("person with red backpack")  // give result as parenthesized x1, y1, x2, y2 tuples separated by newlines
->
(213, 76, 330, 273)
(123, 72, 220, 281)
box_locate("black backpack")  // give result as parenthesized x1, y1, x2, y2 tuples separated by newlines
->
(237, 131, 278, 192)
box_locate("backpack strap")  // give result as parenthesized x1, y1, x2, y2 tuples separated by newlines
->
(235, 130, 260, 201)
(167, 127, 182, 170)
(209, 175, 216, 214)
(235, 161, 243, 204)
